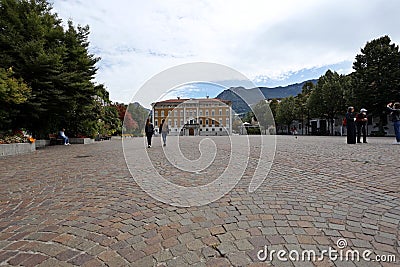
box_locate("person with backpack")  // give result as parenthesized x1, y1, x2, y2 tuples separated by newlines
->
(387, 102, 400, 144)
(356, 108, 368, 143)
(159, 119, 169, 147)
(144, 118, 154, 148)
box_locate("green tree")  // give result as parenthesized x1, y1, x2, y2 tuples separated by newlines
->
(295, 81, 314, 134)
(269, 98, 279, 119)
(352, 35, 400, 133)
(276, 96, 297, 134)
(0, 0, 107, 138)
(252, 100, 275, 134)
(242, 111, 254, 124)
(61, 21, 100, 137)
(307, 70, 347, 135)
(0, 67, 31, 130)
(0, 0, 66, 135)
(125, 103, 149, 136)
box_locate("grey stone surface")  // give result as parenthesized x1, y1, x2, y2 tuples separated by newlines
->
(0, 136, 399, 266)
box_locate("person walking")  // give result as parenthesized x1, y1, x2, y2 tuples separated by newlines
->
(159, 119, 169, 146)
(345, 106, 356, 144)
(59, 128, 70, 145)
(144, 118, 154, 148)
(387, 102, 400, 144)
(356, 108, 368, 143)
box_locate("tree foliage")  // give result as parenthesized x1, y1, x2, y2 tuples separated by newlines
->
(124, 103, 148, 136)
(352, 35, 400, 132)
(252, 100, 274, 134)
(0, 67, 31, 129)
(276, 96, 297, 133)
(0, 0, 119, 138)
(307, 70, 348, 134)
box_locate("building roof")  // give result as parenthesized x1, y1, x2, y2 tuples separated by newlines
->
(153, 97, 231, 106)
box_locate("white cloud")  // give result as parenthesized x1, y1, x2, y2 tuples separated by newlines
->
(51, 0, 400, 105)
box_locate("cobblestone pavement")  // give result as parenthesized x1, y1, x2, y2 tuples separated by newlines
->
(0, 136, 399, 267)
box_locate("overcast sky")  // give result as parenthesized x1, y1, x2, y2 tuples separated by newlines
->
(51, 0, 400, 105)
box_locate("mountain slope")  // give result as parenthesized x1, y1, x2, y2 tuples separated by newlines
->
(216, 79, 317, 114)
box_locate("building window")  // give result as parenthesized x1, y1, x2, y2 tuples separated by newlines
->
(168, 119, 171, 126)
(155, 120, 158, 126)
(161, 110, 164, 117)
(219, 118, 222, 126)
(180, 119, 184, 126)
(174, 110, 177, 117)
(180, 110, 183, 117)
(174, 119, 177, 127)
(211, 110, 215, 116)
(212, 119, 215, 125)
(226, 118, 229, 126)
(155, 111, 158, 117)
(206, 119, 209, 126)
(199, 110, 203, 116)
(226, 109, 229, 116)
(205, 110, 209, 116)
(199, 119, 203, 125)
(219, 109, 222, 116)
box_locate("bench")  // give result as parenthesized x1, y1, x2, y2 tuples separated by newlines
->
(95, 134, 111, 141)
(48, 134, 64, 145)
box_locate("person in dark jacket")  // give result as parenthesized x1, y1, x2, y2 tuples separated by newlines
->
(356, 108, 368, 143)
(345, 106, 356, 144)
(387, 102, 400, 144)
(144, 118, 154, 148)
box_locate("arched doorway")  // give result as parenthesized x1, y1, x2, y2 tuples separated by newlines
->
(189, 128, 194, 136)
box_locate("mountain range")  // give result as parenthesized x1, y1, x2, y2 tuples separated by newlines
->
(216, 79, 317, 114)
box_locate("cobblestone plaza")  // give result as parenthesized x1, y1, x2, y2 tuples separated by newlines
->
(0, 136, 399, 266)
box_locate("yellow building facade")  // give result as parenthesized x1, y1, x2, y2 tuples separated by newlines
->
(152, 97, 232, 136)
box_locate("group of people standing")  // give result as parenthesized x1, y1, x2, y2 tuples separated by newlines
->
(144, 118, 169, 148)
(345, 107, 368, 144)
(345, 102, 400, 145)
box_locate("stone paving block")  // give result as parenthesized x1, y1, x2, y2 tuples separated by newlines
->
(205, 257, 231, 267)
(170, 243, 188, 257)
(131, 255, 155, 267)
(216, 232, 234, 243)
(226, 251, 252, 266)
(37, 257, 74, 267)
(216, 241, 236, 256)
(166, 256, 189, 267)
(234, 238, 254, 251)
(67, 253, 94, 265)
(210, 226, 225, 236)
(20, 253, 48, 267)
(98, 250, 128, 267)
(154, 249, 173, 262)
(56, 249, 80, 261)
(202, 246, 219, 258)
(182, 251, 201, 265)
